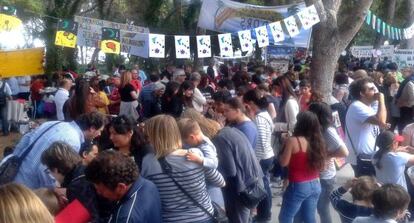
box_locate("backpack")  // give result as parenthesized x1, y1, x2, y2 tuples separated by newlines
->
(0, 82, 7, 106)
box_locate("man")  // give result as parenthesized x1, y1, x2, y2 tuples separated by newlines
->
(345, 77, 387, 177)
(12, 112, 105, 189)
(141, 82, 165, 120)
(190, 72, 207, 113)
(396, 66, 414, 132)
(17, 76, 31, 100)
(54, 75, 73, 121)
(160, 64, 176, 83)
(5, 77, 19, 99)
(134, 64, 147, 85)
(85, 150, 162, 223)
(0, 78, 12, 136)
(172, 68, 187, 84)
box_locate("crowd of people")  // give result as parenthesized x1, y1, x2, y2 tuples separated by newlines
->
(0, 56, 413, 223)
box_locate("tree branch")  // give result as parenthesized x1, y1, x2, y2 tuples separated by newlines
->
(79, 3, 98, 15)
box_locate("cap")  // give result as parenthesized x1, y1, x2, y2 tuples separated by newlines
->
(394, 134, 405, 142)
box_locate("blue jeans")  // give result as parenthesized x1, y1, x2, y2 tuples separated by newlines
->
(317, 178, 335, 223)
(256, 157, 273, 220)
(0, 104, 9, 135)
(279, 179, 321, 223)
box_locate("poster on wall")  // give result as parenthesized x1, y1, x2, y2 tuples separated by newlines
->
(350, 45, 394, 58)
(197, 0, 311, 48)
(394, 49, 414, 68)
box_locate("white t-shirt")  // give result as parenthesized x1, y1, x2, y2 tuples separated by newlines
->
(0, 81, 12, 97)
(353, 216, 397, 223)
(6, 77, 19, 96)
(345, 101, 380, 165)
(17, 76, 30, 93)
(54, 88, 69, 121)
(373, 151, 411, 191)
(320, 127, 346, 179)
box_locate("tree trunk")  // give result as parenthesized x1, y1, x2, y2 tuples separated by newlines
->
(401, 0, 414, 49)
(305, 0, 373, 100)
(374, 0, 397, 48)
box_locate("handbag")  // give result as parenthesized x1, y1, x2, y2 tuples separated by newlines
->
(239, 179, 267, 209)
(345, 123, 376, 176)
(0, 122, 62, 185)
(158, 158, 228, 223)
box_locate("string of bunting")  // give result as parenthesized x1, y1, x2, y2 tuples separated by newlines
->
(365, 9, 414, 41)
(1, 4, 321, 59)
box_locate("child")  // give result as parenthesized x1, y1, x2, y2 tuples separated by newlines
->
(177, 118, 223, 207)
(330, 176, 380, 223)
(79, 141, 99, 166)
(353, 184, 410, 223)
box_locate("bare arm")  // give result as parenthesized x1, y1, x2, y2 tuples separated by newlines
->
(365, 93, 387, 128)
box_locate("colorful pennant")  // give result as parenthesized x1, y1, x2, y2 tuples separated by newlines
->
(297, 5, 319, 30)
(284, 16, 300, 37)
(218, 33, 233, 57)
(100, 27, 121, 54)
(148, 34, 165, 58)
(55, 20, 78, 48)
(175, 35, 191, 59)
(196, 35, 211, 58)
(255, 26, 269, 48)
(268, 21, 285, 43)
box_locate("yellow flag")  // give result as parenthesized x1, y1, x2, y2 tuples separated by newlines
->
(100, 27, 121, 54)
(0, 14, 22, 32)
(55, 20, 78, 48)
(0, 48, 45, 77)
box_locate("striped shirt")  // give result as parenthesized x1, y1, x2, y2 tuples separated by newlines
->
(254, 111, 274, 160)
(141, 150, 225, 223)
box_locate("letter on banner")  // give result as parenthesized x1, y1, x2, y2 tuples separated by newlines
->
(197, 35, 211, 58)
(218, 33, 233, 57)
(284, 16, 300, 37)
(101, 27, 121, 54)
(175, 35, 191, 59)
(149, 34, 165, 58)
(269, 22, 285, 43)
(255, 26, 269, 48)
(297, 5, 319, 30)
(238, 30, 253, 52)
(55, 20, 78, 48)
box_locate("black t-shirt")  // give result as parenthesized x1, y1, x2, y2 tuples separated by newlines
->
(119, 84, 136, 102)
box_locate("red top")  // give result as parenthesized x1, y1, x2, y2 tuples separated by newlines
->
(131, 79, 142, 92)
(288, 137, 319, 183)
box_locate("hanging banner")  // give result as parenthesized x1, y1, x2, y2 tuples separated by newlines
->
(350, 45, 394, 58)
(101, 27, 121, 54)
(238, 30, 253, 52)
(175, 35, 191, 59)
(74, 16, 149, 58)
(0, 48, 44, 77)
(297, 5, 319, 30)
(394, 49, 414, 68)
(148, 34, 165, 58)
(218, 33, 233, 57)
(197, 0, 311, 48)
(284, 15, 300, 37)
(0, 6, 22, 32)
(55, 20, 78, 48)
(196, 35, 211, 58)
(269, 21, 285, 43)
(255, 26, 269, 48)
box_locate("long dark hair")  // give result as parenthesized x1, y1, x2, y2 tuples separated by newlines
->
(177, 81, 195, 108)
(243, 89, 268, 110)
(293, 111, 327, 170)
(162, 81, 180, 102)
(64, 78, 90, 121)
(308, 102, 333, 131)
(373, 131, 395, 170)
(272, 75, 297, 106)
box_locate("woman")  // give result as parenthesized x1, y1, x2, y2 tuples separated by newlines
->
(243, 89, 274, 222)
(190, 72, 207, 113)
(90, 77, 110, 114)
(222, 97, 258, 148)
(141, 115, 225, 223)
(177, 80, 195, 111)
(278, 111, 327, 223)
(373, 130, 414, 191)
(63, 78, 101, 121)
(109, 115, 150, 169)
(309, 102, 349, 223)
(0, 183, 54, 223)
(198, 74, 215, 100)
(298, 79, 312, 112)
(119, 71, 139, 121)
(161, 81, 182, 117)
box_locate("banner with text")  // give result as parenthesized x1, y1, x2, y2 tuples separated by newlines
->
(350, 45, 395, 58)
(74, 16, 149, 58)
(197, 0, 311, 48)
(394, 49, 414, 68)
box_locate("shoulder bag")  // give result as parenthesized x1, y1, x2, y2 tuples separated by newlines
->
(0, 122, 62, 185)
(158, 157, 228, 223)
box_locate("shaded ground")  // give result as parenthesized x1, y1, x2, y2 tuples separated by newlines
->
(0, 132, 21, 159)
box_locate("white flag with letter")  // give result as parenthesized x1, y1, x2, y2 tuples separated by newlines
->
(175, 35, 191, 59)
(218, 33, 233, 57)
(284, 16, 300, 37)
(196, 35, 211, 58)
(238, 30, 253, 52)
(255, 26, 269, 48)
(268, 21, 285, 43)
(149, 34, 165, 58)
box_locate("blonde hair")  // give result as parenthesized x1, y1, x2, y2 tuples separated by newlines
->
(33, 188, 61, 216)
(177, 118, 202, 138)
(144, 115, 182, 158)
(120, 71, 132, 88)
(181, 108, 221, 138)
(0, 183, 54, 223)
